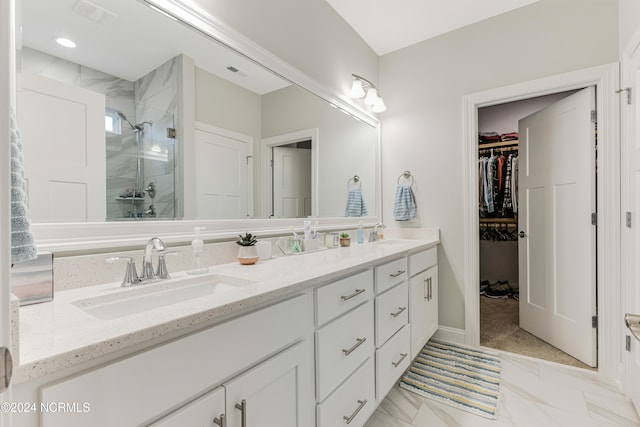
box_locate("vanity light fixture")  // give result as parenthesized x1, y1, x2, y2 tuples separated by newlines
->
(349, 74, 387, 113)
(54, 37, 76, 48)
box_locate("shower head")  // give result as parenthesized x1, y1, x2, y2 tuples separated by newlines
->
(116, 111, 142, 132)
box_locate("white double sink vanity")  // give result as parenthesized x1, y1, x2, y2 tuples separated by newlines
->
(12, 231, 439, 427)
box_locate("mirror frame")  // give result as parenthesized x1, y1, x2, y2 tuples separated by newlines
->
(29, 0, 381, 253)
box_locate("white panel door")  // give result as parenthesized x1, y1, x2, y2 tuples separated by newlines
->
(624, 42, 640, 414)
(17, 74, 106, 222)
(272, 147, 311, 218)
(518, 87, 597, 367)
(194, 128, 249, 219)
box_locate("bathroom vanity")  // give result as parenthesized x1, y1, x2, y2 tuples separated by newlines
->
(10, 233, 439, 427)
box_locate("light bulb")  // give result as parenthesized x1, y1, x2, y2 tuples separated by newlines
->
(372, 97, 387, 113)
(349, 79, 366, 98)
(364, 87, 378, 105)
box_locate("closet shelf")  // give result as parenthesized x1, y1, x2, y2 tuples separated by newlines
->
(478, 140, 519, 149)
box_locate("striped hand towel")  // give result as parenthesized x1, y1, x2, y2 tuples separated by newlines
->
(10, 108, 37, 264)
(393, 184, 416, 221)
(345, 188, 368, 217)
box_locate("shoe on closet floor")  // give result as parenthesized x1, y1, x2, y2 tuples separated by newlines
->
(480, 280, 491, 295)
(484, 281, 511, 299)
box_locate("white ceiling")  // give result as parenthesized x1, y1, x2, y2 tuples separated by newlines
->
(20, 0, 289, 94)
(325, 0, 541, 55)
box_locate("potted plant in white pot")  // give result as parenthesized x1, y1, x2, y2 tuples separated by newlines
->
(236, 232, 259, 265)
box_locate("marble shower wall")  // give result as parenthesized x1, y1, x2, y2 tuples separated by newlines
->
(133, 56, 179, 219)
(20, 47, 179, 221)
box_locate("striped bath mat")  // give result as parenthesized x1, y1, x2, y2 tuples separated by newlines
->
(399, 339, 501, 419)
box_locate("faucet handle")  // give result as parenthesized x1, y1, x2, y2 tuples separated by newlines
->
(156, 250, 178, 279)
(106, 256, 140, 287)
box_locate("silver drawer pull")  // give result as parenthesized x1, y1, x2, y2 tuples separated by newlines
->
(341, 288, 365, 301)
(342, 337, 367, 356)
(343, 399, 368, 424)
(392, 353, 408, 367)
(213, 414, 226, 427)
(391, 306, 407, 318)
(235, 400, 246, 427)
(389, 270, 406, 278)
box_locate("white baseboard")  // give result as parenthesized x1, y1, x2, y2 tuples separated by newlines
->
(433, 326, 465, 345)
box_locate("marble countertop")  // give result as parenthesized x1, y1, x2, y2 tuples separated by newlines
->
(15, 231, 439, 383)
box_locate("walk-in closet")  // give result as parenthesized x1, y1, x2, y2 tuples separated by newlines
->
(478, 91, 593, 370)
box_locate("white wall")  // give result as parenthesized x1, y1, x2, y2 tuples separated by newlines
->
(619, 0, 640, 52)
(378, 0, 619, 330)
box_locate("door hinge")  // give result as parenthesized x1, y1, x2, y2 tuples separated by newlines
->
(591, 212, 597, 226)
(590, 110, 597, 123)
(627, 212, 633, 228)
(627, 335, 632, 351)
(0, 347, 13, 392)
(616, 87, 632, 105)
(166, 127, 176, 139)
(592, 315, 598, 328)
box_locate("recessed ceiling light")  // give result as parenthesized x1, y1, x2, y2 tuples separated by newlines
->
(55, 37, 76, 48)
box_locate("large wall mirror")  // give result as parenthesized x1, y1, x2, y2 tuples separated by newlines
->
(16, 0, 380, 249)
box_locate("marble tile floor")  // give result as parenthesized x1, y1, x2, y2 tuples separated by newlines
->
(364, 351, 640, 427)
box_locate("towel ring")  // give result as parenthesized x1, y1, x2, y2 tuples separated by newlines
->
(347, 175, 362, 189)
(397, 171, 414, 186)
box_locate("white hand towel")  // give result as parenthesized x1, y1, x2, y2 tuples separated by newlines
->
(10, 108, 37, 264)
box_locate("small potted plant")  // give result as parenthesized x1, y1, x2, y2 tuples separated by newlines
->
(236, 232, 259, 265)
(339, 232, 351, 247)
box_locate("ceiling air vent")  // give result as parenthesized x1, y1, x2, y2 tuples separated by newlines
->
(226, 66, 248, 78)
(73, 0, 117, 25)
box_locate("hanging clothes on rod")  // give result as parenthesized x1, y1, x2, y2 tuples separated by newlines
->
(479, 145, 518, 218)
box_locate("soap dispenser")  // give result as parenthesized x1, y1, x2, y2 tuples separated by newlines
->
(357, 222, 364, 244)
(188, 227, 209, 275)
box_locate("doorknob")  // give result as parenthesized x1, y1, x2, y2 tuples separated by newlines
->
(625, 313, 640, 342)
(518, 231, 526, 238)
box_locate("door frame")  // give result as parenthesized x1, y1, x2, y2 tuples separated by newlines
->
(621, 26, 640, 399)
(462, 63, 620, 383)
(1, 0, 15, 422)
(260, 128, 318, 218)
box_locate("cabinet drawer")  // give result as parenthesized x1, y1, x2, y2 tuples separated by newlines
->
(375, 258, 408, 294)
(375, 281, 408, 347)
(409, 247, 437, 276)
(316, 269, 373, 326)
(317, 357, 375, 427)
(376, 325, 411, 401)
(150, 386, 225, 427)
(315, 301, 374, 401)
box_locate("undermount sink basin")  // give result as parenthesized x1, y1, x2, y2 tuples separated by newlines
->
(73, 274, 253, 320)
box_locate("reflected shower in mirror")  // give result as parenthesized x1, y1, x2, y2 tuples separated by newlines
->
(17, 0, 378, 223)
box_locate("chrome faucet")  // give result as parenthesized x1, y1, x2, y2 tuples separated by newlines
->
(369, 222, 385, 242)
(140, 237, 167, 281)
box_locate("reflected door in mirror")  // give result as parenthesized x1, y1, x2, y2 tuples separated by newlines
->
(18, 74, 106, 222)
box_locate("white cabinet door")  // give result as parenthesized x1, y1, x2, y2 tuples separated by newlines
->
(150, 386, 225, 427)
(225, 341, 313, 427)
(409, 265, 438, 359)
